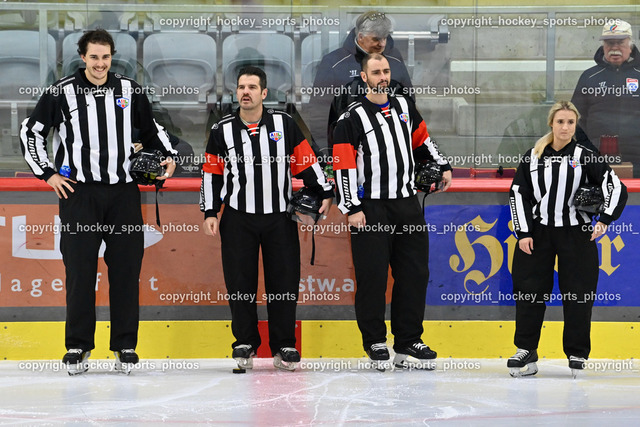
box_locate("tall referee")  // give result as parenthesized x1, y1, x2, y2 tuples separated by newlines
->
(201, 66, 333, 371)
(332, 53, 452, 369)
(21, 29, 177, 374)
(508, 101, 627, 376)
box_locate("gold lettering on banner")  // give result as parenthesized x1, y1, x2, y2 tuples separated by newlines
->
(449, 216, 502, 294)
(505, 220, 517, 274)
(598, 235, 625, 276)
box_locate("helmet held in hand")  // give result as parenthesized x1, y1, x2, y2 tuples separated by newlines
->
(415, 161, 442, 193)
(129, 149, 166, 186)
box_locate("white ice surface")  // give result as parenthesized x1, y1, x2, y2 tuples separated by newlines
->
(0, 358, 638, 426)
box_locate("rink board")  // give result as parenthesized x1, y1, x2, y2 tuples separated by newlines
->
(2, 204, 640, 308)
(1, 320, 638, 360)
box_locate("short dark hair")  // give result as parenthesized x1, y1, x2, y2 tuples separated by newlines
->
(237, 66, 267, 90)
(77, 29, 116, 56)
(361, 53, 387, 71)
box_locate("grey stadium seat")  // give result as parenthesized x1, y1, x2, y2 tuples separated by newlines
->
(222, 33, 293, 104)
(0, 30, 56, 100)
(300, 30, 342, 88)
(0, 30, 56, 155)
(143, 33, 217, 105)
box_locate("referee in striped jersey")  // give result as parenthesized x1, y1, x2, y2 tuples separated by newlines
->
(21, 29, 177, 372)
(200, 66, 333, 369)
(332, 53, 452, 367)
(508, 101, 627, 374)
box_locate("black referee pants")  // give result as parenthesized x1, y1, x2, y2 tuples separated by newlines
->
(350, 196, 430, 352)
(59, 182, 144, 352)
(219, 207, 300, 355)
(512, 224, 599, 359)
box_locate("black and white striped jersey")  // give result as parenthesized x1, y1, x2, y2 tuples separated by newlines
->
(200, 108, 333, 217)
(21, 69, 176, 184)
(510, 141, 627, 238)
(332, 95, 451, 215)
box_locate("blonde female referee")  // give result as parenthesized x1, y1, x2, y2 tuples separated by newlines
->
(507, 101, 627, 378)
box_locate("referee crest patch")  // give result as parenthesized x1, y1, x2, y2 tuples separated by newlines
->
(116, 98, 130, 109)
(269, 131, 283, 142)
(568, 157, 580, 169)
(399, 113, 409, 123)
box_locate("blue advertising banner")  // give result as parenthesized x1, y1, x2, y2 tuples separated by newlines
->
(426, 205, 639, 307)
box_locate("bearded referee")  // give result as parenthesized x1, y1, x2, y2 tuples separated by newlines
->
(332, 53, 452, 369)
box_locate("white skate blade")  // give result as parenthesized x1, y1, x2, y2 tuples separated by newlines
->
(509, 362, 538, 377)
(571, 368, 583, 379)
(234, 357, 254, 369)
(66, 351, 91, 376)
(273, 355, 297, 371)
(113, 352, 135, 375)
(368, 360, 391, 372)
(67, 363, 89, 376)
(393, 354, 436, 371)
(114, 360, 133, 375)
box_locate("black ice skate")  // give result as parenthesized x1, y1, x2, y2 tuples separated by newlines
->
(393, 342, 437, 370)
(232, 344, 256, 369)
(114, 349, 139, 375)
(568, 356, 586, 379)
(507, 348, 538, 377)
(365, 343, 391, 372)
(273, 347, 300, 371)
(62, 349, 91, 376)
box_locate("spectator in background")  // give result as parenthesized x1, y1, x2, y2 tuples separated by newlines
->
(306, 11, 413, 155)
(571, 19, 640, 176)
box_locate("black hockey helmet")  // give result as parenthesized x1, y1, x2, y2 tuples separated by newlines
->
(129, 149, 166, 186)
(287, 187, 325, 225)
(573, 185, 604, 214)
(415, 161, 443, 193)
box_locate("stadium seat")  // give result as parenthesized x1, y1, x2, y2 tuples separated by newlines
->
(0, 30, 56, 155)
(221, 33, 293, 105)
(300, 32, 342, 89)
(143, 32, 217, 106)
(0, 30, 56, 100)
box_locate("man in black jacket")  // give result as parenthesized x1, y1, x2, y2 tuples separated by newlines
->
(306, 11, 413, 154)
(571, 19, 640, 176)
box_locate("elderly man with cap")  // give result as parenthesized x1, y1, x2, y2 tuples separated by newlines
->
(306, 11, 413, 153)
(571, 19, 640, 176)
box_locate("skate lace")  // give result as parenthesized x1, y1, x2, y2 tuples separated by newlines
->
(68, 349, 83, 354)
(120, 349, 135, 354)
(513, 349, 529, 361)
(280, 347, 297, 355)
(235, 344, 252, 351)
(371, 343, 387, 351)
(412, 342, 428, 351)
(569, 356, 586, 362)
